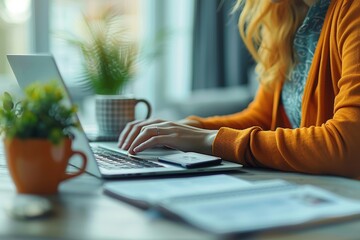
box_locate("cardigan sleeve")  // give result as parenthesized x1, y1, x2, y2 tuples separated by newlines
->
(213, 0, 360, 179)
(187, 84, 275, 131)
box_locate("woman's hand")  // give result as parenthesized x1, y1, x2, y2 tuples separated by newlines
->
(118, 119, 218, 155)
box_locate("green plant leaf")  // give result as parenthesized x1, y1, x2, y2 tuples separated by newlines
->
(62, 8, 139, 95)
(0, 81, 79, 143)
(2, 92, 14, 111)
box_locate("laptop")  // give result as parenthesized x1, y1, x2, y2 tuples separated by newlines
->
(6, 54, 243, 179)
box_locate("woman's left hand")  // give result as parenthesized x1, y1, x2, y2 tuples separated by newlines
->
(127, 121, 218, 155)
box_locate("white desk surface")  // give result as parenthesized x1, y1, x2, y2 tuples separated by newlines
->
(1, 146, 360, 240)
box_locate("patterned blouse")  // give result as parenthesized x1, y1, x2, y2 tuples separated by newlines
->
(281, 0, 331, 128)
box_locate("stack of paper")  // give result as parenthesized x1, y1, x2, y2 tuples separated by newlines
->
(104, 175, 360, 235)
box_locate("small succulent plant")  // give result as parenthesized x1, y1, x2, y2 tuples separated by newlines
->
(0, 81, 79, 144)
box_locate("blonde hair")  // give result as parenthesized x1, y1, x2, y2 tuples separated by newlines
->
(235, 0, 307, 86)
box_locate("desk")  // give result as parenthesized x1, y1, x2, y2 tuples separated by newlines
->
(1, 151, 360, 240)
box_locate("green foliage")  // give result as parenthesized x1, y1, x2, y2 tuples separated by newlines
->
(0, 81, 79, 145)
(67, 8, 138, 95)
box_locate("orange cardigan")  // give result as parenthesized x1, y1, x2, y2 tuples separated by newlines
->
(189, 0, 360, 178)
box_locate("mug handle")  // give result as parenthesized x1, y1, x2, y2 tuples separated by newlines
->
(61, 150, 88, 181)
(135, 99, 152, 119)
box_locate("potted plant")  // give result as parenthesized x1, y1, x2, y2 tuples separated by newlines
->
(70, 9, 138, 95)
(66, 8, 151, 138)
(0, 81, 87, 195)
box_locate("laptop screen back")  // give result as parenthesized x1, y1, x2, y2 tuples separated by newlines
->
(7, 54, 102, 178)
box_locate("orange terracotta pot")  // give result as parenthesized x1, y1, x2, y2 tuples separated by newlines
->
(4, 138, 87, 195)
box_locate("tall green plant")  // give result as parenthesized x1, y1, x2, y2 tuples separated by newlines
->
(67, 9, 138, 95)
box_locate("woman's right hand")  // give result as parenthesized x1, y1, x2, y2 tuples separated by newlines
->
(118, 119, 167, 150)
(117, 118, 203, 151)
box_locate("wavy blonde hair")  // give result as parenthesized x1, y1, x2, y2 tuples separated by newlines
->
(235, 0, 307, 86)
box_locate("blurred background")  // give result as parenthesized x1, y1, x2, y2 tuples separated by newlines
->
(0, 0, 256, 122)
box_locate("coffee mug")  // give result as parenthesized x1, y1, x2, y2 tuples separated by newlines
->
(4, 138, 87, 194)
(95, 95, 152, 136)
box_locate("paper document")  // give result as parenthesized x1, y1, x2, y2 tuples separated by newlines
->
(104, 174, 251, 208)
(158, 183, 360, 234)
(104, 175, 360, 235)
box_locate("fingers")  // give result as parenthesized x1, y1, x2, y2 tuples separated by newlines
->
(118, 120, 142, 147)
(128, 123, 190, 154)
(127, 123, 218, 155)
(128, 126, 177, 154)
(132, 134, 178, 154)
(118, 119, 165, 150)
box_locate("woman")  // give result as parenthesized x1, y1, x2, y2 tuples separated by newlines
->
(118, 0, 360, 178)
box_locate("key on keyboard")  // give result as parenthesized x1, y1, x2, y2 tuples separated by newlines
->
(91, 147, 163, 169)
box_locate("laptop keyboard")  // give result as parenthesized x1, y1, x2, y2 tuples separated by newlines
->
(91, 146, 164, 169)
